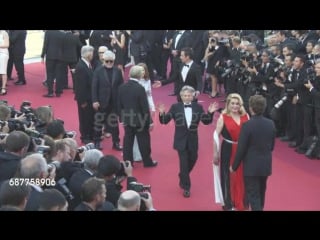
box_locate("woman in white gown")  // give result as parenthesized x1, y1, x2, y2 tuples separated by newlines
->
(0, 30, 9, 95)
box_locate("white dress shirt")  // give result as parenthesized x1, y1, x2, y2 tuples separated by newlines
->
(181, 60, 193, 82)
(184, 103, 192, 128)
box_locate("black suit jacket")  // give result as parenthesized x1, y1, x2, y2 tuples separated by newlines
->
(159, 102, 214, 151)
(8, 30, 26, 55)
(162, 61, 202, 93)
(41, 30, 65, 60)
(232, 115, 276, 176)
(92, 65, 124, 109)
(171, 31, 191, 52)
(68, 168, 93, 210)
(0, 152, 21, 182)
(74, 59, 93, 105)
(129, 30, 144, 57)
(118, 79, 151, 128)
(61, 32, 82, 63)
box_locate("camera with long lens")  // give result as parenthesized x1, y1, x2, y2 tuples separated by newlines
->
(218, 37, 230, 46)
(47, 160, 61, 173)
(36, 145, 51, 154)
(304, 67, 316, 84)
(272, 57, 285, 74)
(55, 177, 74, 201)
(77, 142, 95, 153)
(24, 128, 45, 146)
(128, 182, 151, 193)
(274, 95, 288, 109)
(7, 119, 26, 131)
(64, 131, 76, 139)
(270, 94, 288, 121)
(128, 181, 151, 211)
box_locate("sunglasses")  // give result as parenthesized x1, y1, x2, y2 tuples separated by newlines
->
(105, 60, 114, 63)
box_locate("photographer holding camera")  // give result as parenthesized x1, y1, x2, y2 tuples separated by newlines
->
(96, 155, 137, 207)
(117, 190, 155, 211)
(68, 149, 103, 210)
(0, 131, 30, 183)
(304, 61, 320, 159)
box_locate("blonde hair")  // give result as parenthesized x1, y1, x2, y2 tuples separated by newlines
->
(222, 93, 246, 116)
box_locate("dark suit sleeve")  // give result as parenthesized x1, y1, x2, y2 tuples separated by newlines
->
(200, 105, 214, 125)
(75, 64, 89, 104)
(159, 105, 174, 124)
(195, 64, 203, 92)
(311, 87, 320, 98)
(160, 69, 179, 86)
(232, 122, 250, 171)
(41, 31, 48, 58)
(92, 69, 99, 103)
(139, 89, 151, 127)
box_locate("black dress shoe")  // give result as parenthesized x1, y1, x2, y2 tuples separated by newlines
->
(8, 77, 14, 81)
(56, 93, 61, 97)
(144, 161, 158, 168)
(43, 93, 54, 98)
(295, 147, 307, 154)
(112, 143, 123, 151)
(288, 141, 297, 148)
(183, 190, 190, 198)
(15, 81, 26, 85)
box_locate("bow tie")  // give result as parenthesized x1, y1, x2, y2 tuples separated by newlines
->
(184, 64, 189, 68)
(184, 104, 192, 108)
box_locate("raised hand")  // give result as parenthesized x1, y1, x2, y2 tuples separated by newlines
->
(208, 102, 219, 113)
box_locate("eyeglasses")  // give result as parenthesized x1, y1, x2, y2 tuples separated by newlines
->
(105, 60, 114, 63)
(99, 52, 105, 54)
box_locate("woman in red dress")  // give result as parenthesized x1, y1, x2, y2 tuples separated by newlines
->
(213, 93, 249, 210)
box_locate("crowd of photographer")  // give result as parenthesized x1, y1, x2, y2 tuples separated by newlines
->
(0, 101, 154, 211)
(199, 30, 320, 160)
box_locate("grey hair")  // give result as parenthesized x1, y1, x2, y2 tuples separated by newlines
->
(83, 149, 103, 171)
(180, 85, 195, 96)
(98, 46, 108, 52)
(129, 65, 144, 79)
(20, 153, 48, 179)
(81, 45, 94, 58)
(103, 50, 115, 60)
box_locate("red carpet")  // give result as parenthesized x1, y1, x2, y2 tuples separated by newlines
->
(3, 62, 320, 210)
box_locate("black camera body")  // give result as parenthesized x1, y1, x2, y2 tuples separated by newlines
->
(304, 67, 316, 84)
(0, 133, 8, 140)
(36, 145, 51, 154)
(116, 161, 129, 177)
(77, 142, 95, 153)
(129, 182, 151, 193)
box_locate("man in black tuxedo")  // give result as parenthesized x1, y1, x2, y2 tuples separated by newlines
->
(92, 50, 123, 151)
(159, 86, 218, 197)
(153, 47, 202, 101)
(7, 30, 27, 85)
(230, 95, 276, 211)
(118, 65, 157, 167)
(41, 30, 65, 97)
(168, 31, 192, 95)
(74, 45, 95, 144)
(59, 30, 83, 90)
